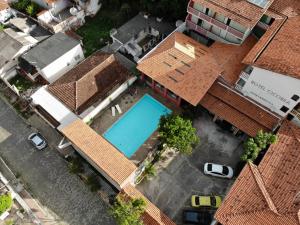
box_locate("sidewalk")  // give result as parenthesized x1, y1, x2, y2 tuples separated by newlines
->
(0, 157, 56, 225)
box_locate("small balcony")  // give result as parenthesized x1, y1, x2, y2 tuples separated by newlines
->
(187, 4, 244, 39)
(186, 19, 234, 44)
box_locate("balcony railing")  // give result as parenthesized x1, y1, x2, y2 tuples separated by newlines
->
(186, 19, 207, 36)
(186, 19, 235, 44)
(290, 109, 300, 121)
(257, 21, 269, 30)
(187, 5, 244, 39)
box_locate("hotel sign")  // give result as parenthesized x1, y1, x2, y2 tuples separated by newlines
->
(250, 80, 291, 105)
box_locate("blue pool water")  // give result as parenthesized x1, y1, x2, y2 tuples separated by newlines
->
(103, 94, 171, 158)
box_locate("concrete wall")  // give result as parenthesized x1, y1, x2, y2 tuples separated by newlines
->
(40, 44, 84, 83)
(82, 76, 137, 123)
(240, 67, 300, 117)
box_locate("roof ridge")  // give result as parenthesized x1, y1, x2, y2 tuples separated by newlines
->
(248, 162, 279, 215)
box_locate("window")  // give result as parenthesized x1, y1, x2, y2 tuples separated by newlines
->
(280, 106, 289, 113)
(226, 19, 231, 25)
(74, 55, 81, 61)
(237, 78, 246, 87)
(291, 95, 299, 101)
(205, 8, 209, 15)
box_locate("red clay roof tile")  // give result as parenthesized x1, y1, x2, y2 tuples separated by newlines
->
(215, 121, 300, 225)
(121, 185, 176, 225)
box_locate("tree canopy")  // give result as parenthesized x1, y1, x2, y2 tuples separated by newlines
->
(158, 114, 199, 154)
(241, 130, 277, 162)
(0, 193, 13, 215)
(110, 195, 146, 225)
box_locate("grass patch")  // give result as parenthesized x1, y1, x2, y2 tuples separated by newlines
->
(9, 74, 33, 93)
(76, 6, 135, 56)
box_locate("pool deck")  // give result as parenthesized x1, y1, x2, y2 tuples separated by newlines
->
(90, 82, 181, 165)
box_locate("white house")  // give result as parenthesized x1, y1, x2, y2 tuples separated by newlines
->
(36, 0, 85, 33)
(18, 32, 84, 84)
(0, 28, 38, 84)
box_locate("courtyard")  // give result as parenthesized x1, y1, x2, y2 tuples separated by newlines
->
(136, 109, 245, 224)
(90, 82, 181, 164)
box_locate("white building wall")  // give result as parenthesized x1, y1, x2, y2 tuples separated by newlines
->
(40, 44, 84, 83)
(240, 67, 300, 117)
(81, 76, 137, 123)
(51, 0, 69, 14)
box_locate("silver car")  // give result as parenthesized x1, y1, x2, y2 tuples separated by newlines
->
(204, 163, 233, 179)
(28, 133, 47, 150)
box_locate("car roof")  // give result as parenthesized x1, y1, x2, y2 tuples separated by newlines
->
(211, 164, 224, 173)
(31, 134, 43, 145)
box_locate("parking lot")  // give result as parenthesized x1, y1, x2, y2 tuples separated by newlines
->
(137, 110, 245, 224)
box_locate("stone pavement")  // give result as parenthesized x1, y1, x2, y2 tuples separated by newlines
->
(0, 97, 116, 225)
(137, 111, 245, 224)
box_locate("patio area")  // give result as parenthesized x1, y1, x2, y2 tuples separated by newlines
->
(90, 81, 181, 164)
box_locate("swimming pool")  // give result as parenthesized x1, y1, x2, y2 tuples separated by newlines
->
(103, 94, 171, 158)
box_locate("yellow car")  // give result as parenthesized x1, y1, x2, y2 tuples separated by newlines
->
(191, 195, 222, 208)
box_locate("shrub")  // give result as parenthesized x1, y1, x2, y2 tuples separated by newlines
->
(158, 114, 199, 154)
(86, 175, 101, 192)
(0, 193, 13, 215)
(241, 130, 277, 162)
(68, 157, 84, 174)
(110, 195, 146, 225)
(26, 2, 39, 17)
(144, 162, 156, 179)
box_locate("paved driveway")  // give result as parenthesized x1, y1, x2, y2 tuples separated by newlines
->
(0, 98, 115, 225)
(137, 111, 245, 224)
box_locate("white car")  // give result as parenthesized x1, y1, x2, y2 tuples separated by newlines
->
(204, 163, 233, 179)
(28, 133, 47, 150)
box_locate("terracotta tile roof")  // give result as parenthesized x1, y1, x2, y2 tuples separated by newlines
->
(253, 16, 300, 79)
(193, 0, 274, 29)
(210, 35, 257, 85)
(270, 0, 300, 17)
(61, 120, 137, 188)
(48, 52, 131, 114)
(137, 32, 222, 106)
(215, 121, 300, 225)
(120, 185, 176, 225)
(242, 17, 286, 65)
(0, 0, 9, 10)
(200, 82, 281, 136)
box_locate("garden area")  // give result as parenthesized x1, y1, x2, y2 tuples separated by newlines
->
(76, 0, 189, 56)
(9, 74, 33, 93)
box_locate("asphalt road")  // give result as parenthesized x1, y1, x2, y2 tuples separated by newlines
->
(0, 98, 115, 225)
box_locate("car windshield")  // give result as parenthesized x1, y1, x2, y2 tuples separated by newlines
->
(185, 212, 199, 223)
(210, 197, 216, 206)
(222, 166, 229, 175)
(195, 196, 200, 205)
(207, 164, 212, 171)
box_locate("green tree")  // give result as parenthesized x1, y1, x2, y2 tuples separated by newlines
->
(68, 157, 84, 174)
(0, 24, 4, 32)
(158, 114, 199, 154)
(241, 130, 277, 162)
(120, 3, 131, 19)
(26, 2, 39, 17)
(110, 195, 146, 225)
(144, 162, 156, 180)
(0, 193, 13, 215)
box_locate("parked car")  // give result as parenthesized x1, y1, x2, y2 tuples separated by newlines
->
(28, 133, 47, 150)
(191, 195, 222, 208)
(182, 210, 212, 225)
(204, 163, 233, 179)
